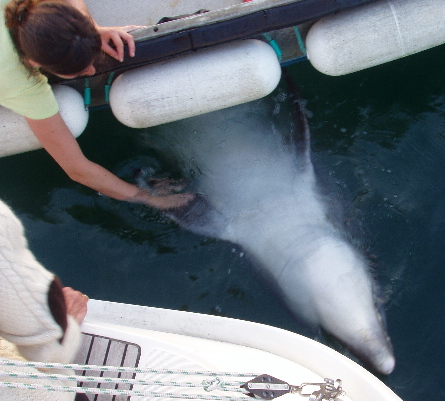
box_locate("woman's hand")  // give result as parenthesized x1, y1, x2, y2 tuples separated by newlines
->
(131, 189, 195, 210)
(64, 0, 144, 61)
(149, 192, 195, 210)
(62, 287, 89, 325)
(96, 25, 145, 62)
(132, 175, 195, 209)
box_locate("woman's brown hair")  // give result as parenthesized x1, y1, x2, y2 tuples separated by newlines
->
(4, 0, 101, 75)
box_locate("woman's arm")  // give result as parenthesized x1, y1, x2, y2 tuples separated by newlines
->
(26, 113, 193, 209)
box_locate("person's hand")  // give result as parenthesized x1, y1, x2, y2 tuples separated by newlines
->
(96, 25, 144, 61)
(131, 173, 195, 210)
(130, 187, 195, 210)
(147, 192, 195, 210)
(147, 178, 187, 195)
(62, 287, 89, 325)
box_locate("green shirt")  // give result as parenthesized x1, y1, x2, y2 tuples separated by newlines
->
(0, 0, 58, 120)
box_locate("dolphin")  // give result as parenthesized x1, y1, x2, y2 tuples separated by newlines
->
(140, 84, 395, 375)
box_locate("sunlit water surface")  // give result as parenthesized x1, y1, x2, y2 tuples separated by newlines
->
(1, 45, 445, 400)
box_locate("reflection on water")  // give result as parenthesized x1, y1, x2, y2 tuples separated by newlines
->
(0, 44, 445, 399)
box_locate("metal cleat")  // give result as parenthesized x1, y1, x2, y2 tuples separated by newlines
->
(241, 375, 344, 401)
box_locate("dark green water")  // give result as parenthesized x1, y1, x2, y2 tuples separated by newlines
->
(1, 44, 445, 400)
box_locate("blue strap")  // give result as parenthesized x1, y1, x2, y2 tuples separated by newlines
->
(263, 33, 283, 62)
(293, 26, 307, 55)
(104, 72, 115, 103)
(83, 78, 91, 110)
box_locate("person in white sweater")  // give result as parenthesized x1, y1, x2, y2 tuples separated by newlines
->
(0, 198, 88, 401)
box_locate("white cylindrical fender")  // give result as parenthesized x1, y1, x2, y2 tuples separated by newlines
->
(0, 84, 88, 158)
(305, 0, 445, 76)
(109, 39, 282, 128)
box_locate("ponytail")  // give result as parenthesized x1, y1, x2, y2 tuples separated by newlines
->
(4, 0, 101, 75)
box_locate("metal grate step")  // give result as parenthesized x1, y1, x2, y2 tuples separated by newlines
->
(73, 332, 141, 401)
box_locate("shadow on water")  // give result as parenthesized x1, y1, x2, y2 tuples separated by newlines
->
(0, 42, 444, 400)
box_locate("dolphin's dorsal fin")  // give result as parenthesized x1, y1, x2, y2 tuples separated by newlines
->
(283, 70, 312, 171)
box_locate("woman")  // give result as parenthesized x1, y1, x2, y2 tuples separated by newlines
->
(0, 198, 89, 401)
(2, 0, 192, 209)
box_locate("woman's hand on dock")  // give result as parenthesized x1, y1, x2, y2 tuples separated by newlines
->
(96, 25, 145, 61)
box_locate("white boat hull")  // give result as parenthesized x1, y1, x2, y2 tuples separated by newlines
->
(77, 300, 402, 401)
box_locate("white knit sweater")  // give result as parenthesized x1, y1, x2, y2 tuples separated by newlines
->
(0, 199, 81, 401)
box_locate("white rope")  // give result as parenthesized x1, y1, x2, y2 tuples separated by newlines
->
(0, 381, 249, 400)
(0, 358, 256, 378)
(0, 358, 255, 400)
(0, 369, 244, 390)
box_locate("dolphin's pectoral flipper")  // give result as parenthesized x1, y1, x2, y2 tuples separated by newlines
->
(166, 194, 229, 238)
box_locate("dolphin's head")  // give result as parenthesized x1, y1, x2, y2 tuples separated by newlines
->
(351, 318, 395, 375)
(306, 235, 395, 374)
(273, 231, 395, 375)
